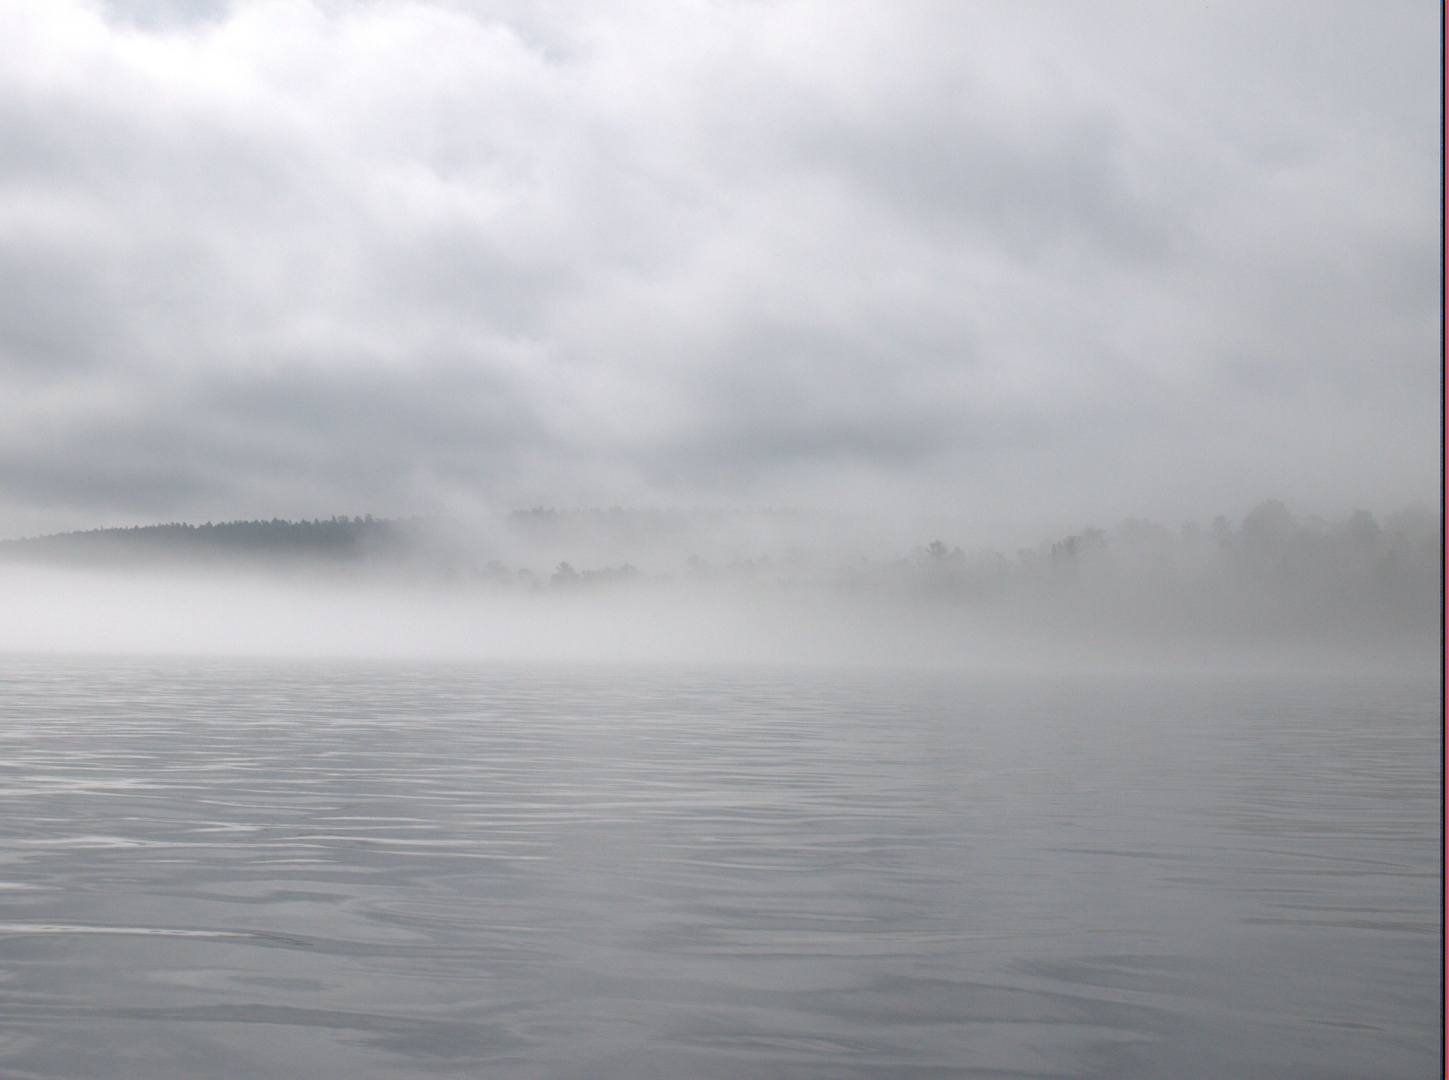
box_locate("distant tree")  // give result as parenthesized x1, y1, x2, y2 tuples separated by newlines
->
(1342, 510, 1381, 547)
(1241, 500, 1295, 551)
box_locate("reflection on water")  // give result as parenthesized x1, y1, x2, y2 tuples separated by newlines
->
(0, 658, 1439, 1078)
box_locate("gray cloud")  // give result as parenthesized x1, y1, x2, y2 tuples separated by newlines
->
(102, 0, 232, 30)
(0, 0, 1437, 539)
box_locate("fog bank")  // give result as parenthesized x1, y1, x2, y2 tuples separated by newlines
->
(1, 500, 1437, 673)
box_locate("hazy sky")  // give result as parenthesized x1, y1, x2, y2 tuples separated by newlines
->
(0, 0, 1438, 540)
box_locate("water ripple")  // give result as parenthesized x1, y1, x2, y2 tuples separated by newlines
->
(0, 657, 1438, 1079)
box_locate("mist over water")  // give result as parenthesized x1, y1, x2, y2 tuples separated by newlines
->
(1, 507, 1438, 1076)
(0, 516, 1438, 1077)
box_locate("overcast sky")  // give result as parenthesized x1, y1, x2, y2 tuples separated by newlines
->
(0, 0, 1438, 541)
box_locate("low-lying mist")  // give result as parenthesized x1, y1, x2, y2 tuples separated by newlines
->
(0, 501, 1438, 672)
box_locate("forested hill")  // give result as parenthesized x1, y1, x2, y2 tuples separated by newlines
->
(0, 516, 409, 565)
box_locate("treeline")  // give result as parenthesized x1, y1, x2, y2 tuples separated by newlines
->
(836, 501, 1441, 643)
(2, 503, 1438, 632)
(865, 500, 1437, 589)
(0, 516, 409, 564)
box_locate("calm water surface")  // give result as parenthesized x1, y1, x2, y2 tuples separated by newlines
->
(0, 657, 1439, 1078)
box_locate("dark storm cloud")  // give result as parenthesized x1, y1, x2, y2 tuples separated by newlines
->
(795, 106, 1177, 265)
(0, 0, 1437, 537)
(0, 361, 553, 521)
(102, 0, 232, 29)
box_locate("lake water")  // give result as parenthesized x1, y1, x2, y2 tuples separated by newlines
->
(0, 657, 1439, 1078)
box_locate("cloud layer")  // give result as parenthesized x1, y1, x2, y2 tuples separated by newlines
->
(0, 0, 1438, 539)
